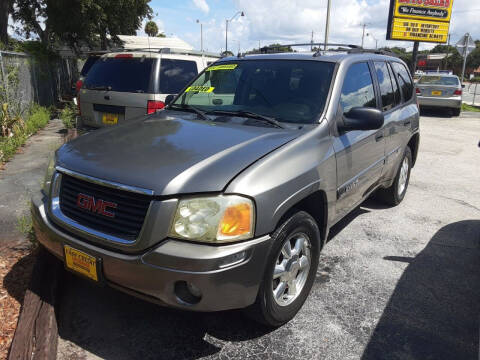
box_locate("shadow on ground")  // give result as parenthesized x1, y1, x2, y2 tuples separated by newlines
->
(419, 108, 455, 118)
(362, 220, 480, 360)
(57, 272, 273, 360)
(3, 248, 38, 304)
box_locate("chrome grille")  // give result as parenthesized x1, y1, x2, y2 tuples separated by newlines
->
(59, 174, 151, 240)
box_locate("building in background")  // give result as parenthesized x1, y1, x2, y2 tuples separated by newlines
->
(416, 53, 450, 73)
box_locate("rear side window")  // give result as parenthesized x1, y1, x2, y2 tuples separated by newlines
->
(159, 59, 198, 94)
(374, 62, 395, 111)
(387, 63, 401, 106)
(340, 62, 377, 114)
(80, 56, 100, 76)
(418, 76, 459, 85)
(84, 57, 155, 93)
(391, 62, 413, 101)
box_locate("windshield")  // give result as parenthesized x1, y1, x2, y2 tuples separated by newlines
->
(172, 60, 335, 124)
(84, 57, 155, 93)
(418, 76, 459, 86)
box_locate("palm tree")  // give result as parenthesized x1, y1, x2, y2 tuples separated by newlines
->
(144, 21, 158, 37)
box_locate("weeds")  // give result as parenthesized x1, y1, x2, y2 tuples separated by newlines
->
(16, 213, 37, 247)
(0, 105, 50, 164)
(60, 102, 77, 129)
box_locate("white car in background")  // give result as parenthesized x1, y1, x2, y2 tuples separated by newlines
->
(77, 48, 220, 127)
(415, 74, 463, 116)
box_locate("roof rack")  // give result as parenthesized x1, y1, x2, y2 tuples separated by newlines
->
(255, 43, 397, 58)
(102, 47, 221, 58)
(258, 43, 358, 54)
(347, 48, 398, 57)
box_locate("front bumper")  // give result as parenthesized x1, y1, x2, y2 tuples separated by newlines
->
(31, 192, 273, 311)
(417, 96, 461, 109)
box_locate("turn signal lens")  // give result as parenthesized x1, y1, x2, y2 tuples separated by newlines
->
(219, 203, 252, 238)
(454, 89, 462, 95)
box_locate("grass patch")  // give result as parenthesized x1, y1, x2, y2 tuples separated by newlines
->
(16, 213, 37, 247)
(0, 105, 50, 163)
(462, 103, 480, 112)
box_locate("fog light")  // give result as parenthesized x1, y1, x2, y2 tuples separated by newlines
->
(187, 282, 202, 298)
(174, 281, 202, 305)
(219, 250, 247, 268)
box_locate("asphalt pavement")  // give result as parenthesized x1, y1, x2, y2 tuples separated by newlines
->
(463, 83, 480, 106)
(0, 119, 63, 246)
(54, 111, 480, 360)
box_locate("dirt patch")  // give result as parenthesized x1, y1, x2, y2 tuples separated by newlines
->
(0, 243, 36, 360)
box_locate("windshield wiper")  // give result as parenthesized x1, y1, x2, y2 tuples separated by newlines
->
(206, 110, 284, 129)
(169, 104, 208, 121)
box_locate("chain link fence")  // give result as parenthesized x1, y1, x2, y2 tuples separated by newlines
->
(0, 50, 78, 117)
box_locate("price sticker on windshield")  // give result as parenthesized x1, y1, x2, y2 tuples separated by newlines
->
(205, 64, 238, 71)
(185, 86, 215, 93)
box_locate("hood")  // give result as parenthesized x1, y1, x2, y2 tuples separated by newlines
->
(56, 112, 301, 195)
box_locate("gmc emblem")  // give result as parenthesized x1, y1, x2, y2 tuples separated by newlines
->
(76, 193, 117, 218)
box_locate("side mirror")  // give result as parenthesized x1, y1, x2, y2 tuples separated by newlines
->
(462, 84, 465, 88)
(339, 107, 384, 132)
(165, 94, 175, 106)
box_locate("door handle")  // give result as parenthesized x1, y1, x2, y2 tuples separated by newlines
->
(403, 120, 411, 126)
(375, 133, 384, 142)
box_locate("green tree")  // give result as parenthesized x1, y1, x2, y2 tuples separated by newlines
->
(380, 47, 412, 69)
(144, 20, 158, 37)
(12, 0, 153, 50)
(157, 32, 166, 38)
(466, 40, 480, 69)
(0, 0, 14, 44)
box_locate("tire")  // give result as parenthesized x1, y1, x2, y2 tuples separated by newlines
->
(452, 108, 461, 117)
(377, 146, 412, 206)
(246, 211, 321, 327)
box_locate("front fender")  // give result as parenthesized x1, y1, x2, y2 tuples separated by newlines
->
(226, 125, 337, 236)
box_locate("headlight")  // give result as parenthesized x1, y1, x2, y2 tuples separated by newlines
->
(169, 195, 255, 243)
(42, 155, 56, 194)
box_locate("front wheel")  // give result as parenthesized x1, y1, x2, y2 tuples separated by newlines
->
(247, 211, 321, 327)
(376, 146, 412, 206)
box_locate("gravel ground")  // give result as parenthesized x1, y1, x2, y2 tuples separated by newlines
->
(56, 111, 480, 360)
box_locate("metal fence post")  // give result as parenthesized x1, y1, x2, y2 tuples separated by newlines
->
(0, 51, 9, 105)
(473, 83, 478, 106)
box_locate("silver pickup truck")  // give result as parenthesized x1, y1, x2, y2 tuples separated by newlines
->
(32, 48, 420, 326)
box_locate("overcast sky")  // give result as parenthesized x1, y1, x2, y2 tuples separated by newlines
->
(140, 0, 480, 52)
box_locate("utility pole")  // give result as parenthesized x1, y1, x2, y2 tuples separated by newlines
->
(411, 41, 419, 75)
(196, 20, 203, 52)
(225, 11, 244, 54)
(324, 0, 331, 51)
(225, 20, 228, 53)
(311, 30, 314, 51)
(361, 23, 367, 48)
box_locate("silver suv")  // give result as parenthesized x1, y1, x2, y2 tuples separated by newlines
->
(33, 46, 420, 326)
(78, 48, 219, 127)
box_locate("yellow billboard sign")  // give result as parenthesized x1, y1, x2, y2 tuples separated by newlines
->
(391, 18, 449, 42)
(387, 0, 454, 43)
